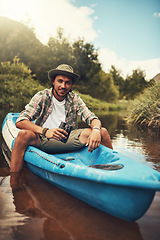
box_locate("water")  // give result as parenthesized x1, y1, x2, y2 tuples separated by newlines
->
(0, 111, 160, 240)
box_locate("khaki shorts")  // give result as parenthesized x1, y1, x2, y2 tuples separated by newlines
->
(34, 129, 85, 154)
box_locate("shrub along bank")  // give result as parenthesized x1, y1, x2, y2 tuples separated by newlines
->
(126, 83, 160, 129)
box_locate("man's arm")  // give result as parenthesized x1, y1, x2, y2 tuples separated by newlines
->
(90, 118, 101, 129)
(86, 119, 102, 152)
(16, 120, 68, 140)
(16, 120, 43, 134)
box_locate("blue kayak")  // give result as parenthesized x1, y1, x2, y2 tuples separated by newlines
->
(2, 113, 160, 221)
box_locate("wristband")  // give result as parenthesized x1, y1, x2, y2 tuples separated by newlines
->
(92, 127, 101, 132)
(42, 127, 49, 137)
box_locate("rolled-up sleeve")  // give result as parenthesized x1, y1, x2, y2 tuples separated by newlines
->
(76, 95, 98, 126)
(16, 92, 42, 123)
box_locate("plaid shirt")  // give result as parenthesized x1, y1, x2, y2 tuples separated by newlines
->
(16, 88, 98, 129)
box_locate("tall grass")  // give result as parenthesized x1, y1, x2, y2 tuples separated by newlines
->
(126, 83, 160, 129)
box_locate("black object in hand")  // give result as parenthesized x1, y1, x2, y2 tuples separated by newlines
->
(59, 122, 73, 143)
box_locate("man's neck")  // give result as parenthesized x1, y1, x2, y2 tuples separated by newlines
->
(52, 89, 66, 102)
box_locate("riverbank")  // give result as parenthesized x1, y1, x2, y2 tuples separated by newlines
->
(0, 89, 127, 114)
(75, 91, 127, 112)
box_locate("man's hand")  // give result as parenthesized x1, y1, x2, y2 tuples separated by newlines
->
(45, 128, 68, 141)
(86, 129, 101, 152)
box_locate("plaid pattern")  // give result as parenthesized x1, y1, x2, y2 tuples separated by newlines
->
(16, 88, 98, 129)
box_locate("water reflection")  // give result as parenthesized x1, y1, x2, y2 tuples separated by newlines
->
(10, 168, 143, 240)
(100, 113, 160, 171)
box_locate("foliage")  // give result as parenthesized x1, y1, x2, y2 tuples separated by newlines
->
(74, 91, 126, 112)
(109, 67, 152, 100)
(85, 70, 119, 102)
(48, 27, 73, 66)
(0, 56, 35, 79)
(124, 69, 150, 99)
(109, 65, 125, 98)
(72, 39, 101, 82)
(126, 83, 160, 129)
(0, 58, 44, 110)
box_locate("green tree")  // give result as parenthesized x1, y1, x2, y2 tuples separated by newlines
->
(109, 65, 125, 98)
(89, 70, 119, 102)
(124, 69, 149, 99)
(72, 39, 101, 82)
(47, 27, 73, 66)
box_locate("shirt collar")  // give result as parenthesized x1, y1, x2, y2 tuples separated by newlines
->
(66, 90, 74, 103)
(49, 88, 53, 99)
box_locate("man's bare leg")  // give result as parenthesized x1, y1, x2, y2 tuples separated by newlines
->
(10, 130, 39, 189)
(100, 128, 113, 149)
(11, 130, 39, 172)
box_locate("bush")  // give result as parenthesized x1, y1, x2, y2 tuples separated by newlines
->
(0, 57, 44, 110)
(126, 83, 160, 128)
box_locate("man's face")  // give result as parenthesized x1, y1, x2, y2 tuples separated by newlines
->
(52, 75, 73, 101)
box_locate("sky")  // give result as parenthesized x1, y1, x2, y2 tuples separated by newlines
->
(0, 0, 160, 80)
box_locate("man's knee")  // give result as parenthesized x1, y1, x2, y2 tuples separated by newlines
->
(80, 128, 92, 137)
(79, 128, 92, 144)
(79, 127, 107, 142)
(101, 127, 108, 136)
(16, 129, 37, 145)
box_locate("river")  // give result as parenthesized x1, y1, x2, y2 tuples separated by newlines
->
(0, 111, 160, 240)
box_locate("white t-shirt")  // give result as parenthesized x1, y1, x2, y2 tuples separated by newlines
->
(42, 95, 66, 129)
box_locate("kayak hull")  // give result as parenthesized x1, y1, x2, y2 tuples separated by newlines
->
(2, 113, 160, 221)
(26, 161, 155, 221)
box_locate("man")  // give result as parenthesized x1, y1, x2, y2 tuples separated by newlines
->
(10, 64, 113, 173)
